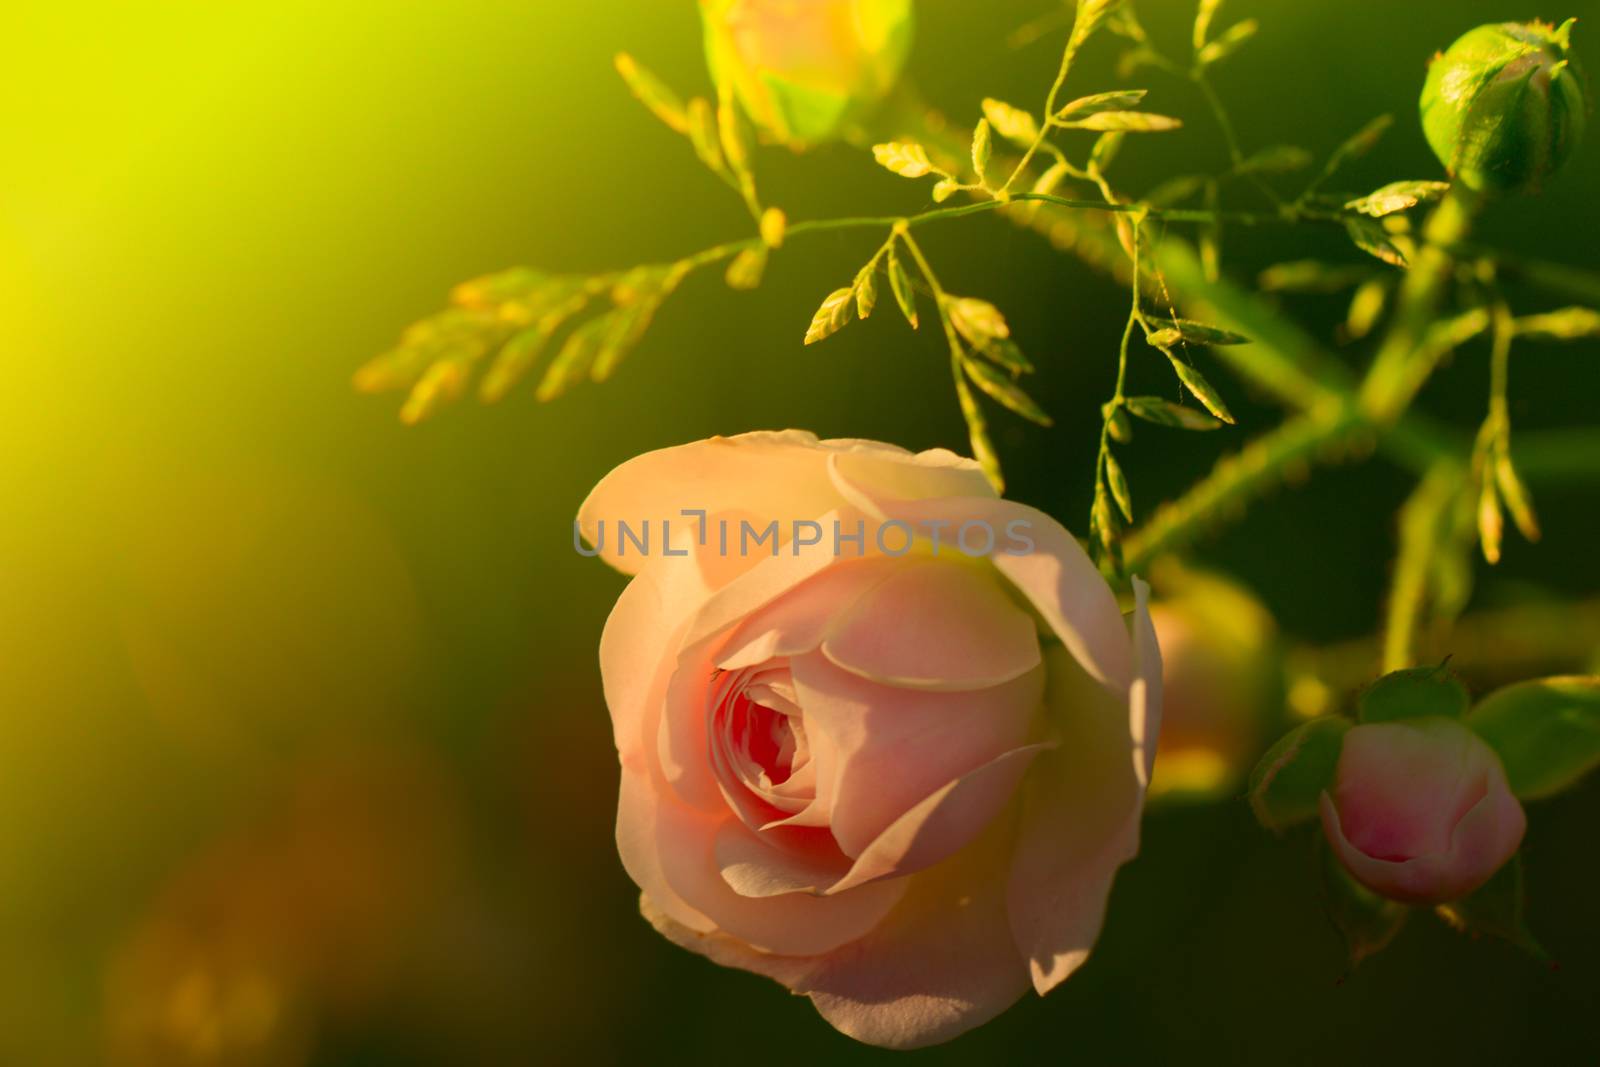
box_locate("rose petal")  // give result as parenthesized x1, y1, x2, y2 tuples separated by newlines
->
(652, 798, 905, 955)
(826, 743, 1049, 894)
(716, 556, 901, 670)
(820, 559, 1041, 691)
(640, 818, 1030, 1050)
(1006, 579, 1160, 995)
(714, 820, 851, 897)
(1330, 720, 1483, 860)
(577, 431, 844, 576)
(790, 650, 1042, 857)
(825, 445, 995, 510)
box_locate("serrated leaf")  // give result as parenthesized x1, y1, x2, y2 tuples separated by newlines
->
(970, 118, 993, 181)
(1513, 306, 1600, 341)
(1344, 277, 1391, 340)
(686, 97, 725, 174)
(1090, 481, 1123, 571)
(1321, 841, 1411, 967)
(962, 357, 1051, 425)
(854, 266, 877, 320)
(872, 140, 935, 178)
(1196, 18, 1257, 66)
(887, 247, 918, 329)
(1064, 111, 1182, 133)
(1054, 89, 1148, 123)
(1346, 180, 1451, 218)
(451, 266, 550, 311)
(759, 206, 787, 248)
(1145, 317, 1250, 346)
(1257, 260, 1375, 293)
(1345, 216, 1408, 268)
(1167, 358, 1236, 423)
(1123, 396, 1223, 431)
(613, 53, 689, 134)
(591, 296, 660, 382)
(398, 360, 470, 425)
(1236, 144, 1313, 176)
(724, 246, 767, 291)
(804, 286, 855, 345)
(1105, 451, 1133, 521)
(1467, 676, 1600, 800)
(1357, 664, 1470, 724)
(981, 97, 1039, 146)
(949, 297, 1010, 345)
(1107, 404, 1133, 443)
(1248, 716, 1351, 832)
(932, 178, 961, 202)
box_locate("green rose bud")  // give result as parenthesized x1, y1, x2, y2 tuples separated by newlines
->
(1420, 19, 1588, 194)
(700, 0, 915, 146)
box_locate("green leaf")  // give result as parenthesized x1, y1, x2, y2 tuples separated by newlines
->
(1196, 18, 1257, 66)
(970, 118, 993, 182)
(1435, 853, 1545, 957)
(955, 377, 1004, 493)
(1123, 396, 1224, 431)
(887, 246, 918, 329)
(1467, 676, 1600, 800)
(804, 286, 855, 345)
(478, 292, 587, 402)
(1053, 89, 1148, 123)
(854, 266, 878, 320)
(1062, 111, 1182, 133)
(1357, 664, 1470, 723)
(1193, 0, 1223, 50)
(1104, 451, 1133, 521)
(686, 97, 726, 175)
(1090, 131, 1124, 171)
(1145, 317, 1250, 345)
(872, 140, 935, 178)
(724, 246, 767, 291)
(1345, 180, 1451, 218)
(1166, 358, 1236, 423)
(1513, 306, 1600, 341)
(1257, 260, 1374, 293)
(536, 314, 611, 401)
(1345, 216, 1409, 268)
(1321, 840, 1411, 967)
(613, 53, 689, 135)
(962, 357, 1051, 426)
(1493, 449, 1540, 543)
(1344, 277, 1391, 340)
(981, 97, 1039, 146)
(1320, 114, 1393, 182)
(949, 297, 1010, 345)
(1235, 144, 1314, 176)
(1069, 0, 1124, 48)
(978, 336, 1033, 373)
(1031, 160, 1071, 198)
(932, 178, 961, 203)
(1248, 716, 1351, 832)
(717, 91, 753, 181)
(1143, 174, 1206, 208)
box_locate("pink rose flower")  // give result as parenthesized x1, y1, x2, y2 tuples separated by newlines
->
(579, 431, 1161, 1048)
(1320, 717, 1526, 905)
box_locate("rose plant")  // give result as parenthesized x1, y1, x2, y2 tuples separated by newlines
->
(578, 431, 1160, 1047)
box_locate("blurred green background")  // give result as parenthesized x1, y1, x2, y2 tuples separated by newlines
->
(3, 2, 1599, 1063)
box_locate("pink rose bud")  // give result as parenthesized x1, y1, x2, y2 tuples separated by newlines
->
(1320, 718, 1525, 905)
(580, 431, 1160, 1048)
